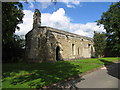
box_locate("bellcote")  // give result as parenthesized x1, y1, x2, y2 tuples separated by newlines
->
(33, 9, 41, 28)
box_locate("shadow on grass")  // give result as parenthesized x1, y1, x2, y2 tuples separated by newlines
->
(2, 61, 84, 88)
(99, 59, 120, 79)
(46, 75, 85, 89)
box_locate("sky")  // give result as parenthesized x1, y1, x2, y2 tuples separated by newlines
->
(15, 1, 118, 38)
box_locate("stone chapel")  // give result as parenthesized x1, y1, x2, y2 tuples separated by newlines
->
(25, 9, 95, 62)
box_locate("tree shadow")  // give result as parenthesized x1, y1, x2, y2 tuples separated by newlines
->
(2, 61, 84, 88)
(99, 59, 120, 79)
(45, 75, 85, 89)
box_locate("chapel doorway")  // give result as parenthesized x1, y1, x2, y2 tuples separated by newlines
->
(56, 46, 60, 61)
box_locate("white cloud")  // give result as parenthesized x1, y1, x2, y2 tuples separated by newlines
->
(27, 0, 80, 9)
(15, 8, 105, 38)
(59, 0, 80, 5)
(15, 10, 34, 36)
(70, 23, 105, 37)
(60, 0, 80, 8)
(22, 0, 119, 2)
(40, 2, 52, 9)
(70, 0, 80, 5)
(29, 2, 34, 8)
(41, 8, 71, 30)
(67, 4, 75, 8)
(41, 8, 105, 38)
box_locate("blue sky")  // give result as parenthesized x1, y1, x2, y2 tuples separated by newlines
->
(22, 2, 112, 24)
(16, 1, 118, 38)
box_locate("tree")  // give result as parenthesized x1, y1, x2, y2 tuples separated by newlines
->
(93, 31, 106, 57)
(2, 2, 24, 44)
(97, 2, 120, 55)
(2, 2, 24, 62)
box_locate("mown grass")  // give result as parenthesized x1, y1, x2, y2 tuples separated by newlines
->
(2, 57, 119, 88)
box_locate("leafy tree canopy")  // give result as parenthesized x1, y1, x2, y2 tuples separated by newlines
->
(2, 2, 24, 44)
(97, 2, 120, 54)
(2, 2, 24, 62)
(93, 31, 106, 57)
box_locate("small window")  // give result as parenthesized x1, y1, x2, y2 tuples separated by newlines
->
(78, 47, 79, 55)
(88, 44, 91, 47)
(72, 44, 75, 55)
(38, 37, 40, 48)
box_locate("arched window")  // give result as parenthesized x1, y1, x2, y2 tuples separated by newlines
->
(88, 44, 91, 47)
(78, 47, 79, 55)
(72, 44, 75, 55)
(38, 37, 40, 48)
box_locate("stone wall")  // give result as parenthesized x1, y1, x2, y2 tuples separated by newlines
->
(25, 26, 95, 62)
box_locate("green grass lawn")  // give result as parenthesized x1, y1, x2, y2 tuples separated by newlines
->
(2, 57, 119, 88)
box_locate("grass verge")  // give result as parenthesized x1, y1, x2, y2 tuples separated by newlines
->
(2, 57, 119, 88)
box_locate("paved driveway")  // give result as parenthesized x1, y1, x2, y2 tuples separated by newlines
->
(75, 61, 119, 88)
(49, 61, 119, 89)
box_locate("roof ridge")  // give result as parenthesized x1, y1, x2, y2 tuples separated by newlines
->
(39, 26, 93, 40)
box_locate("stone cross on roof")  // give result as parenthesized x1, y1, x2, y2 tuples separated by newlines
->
(33, 9, 41, 28)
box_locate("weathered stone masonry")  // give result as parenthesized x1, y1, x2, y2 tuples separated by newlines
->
(25, 9, 95, 62)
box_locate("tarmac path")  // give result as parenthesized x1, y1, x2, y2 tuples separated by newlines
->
(75, 61, 120, 88)
(49, 61, 120, 89)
